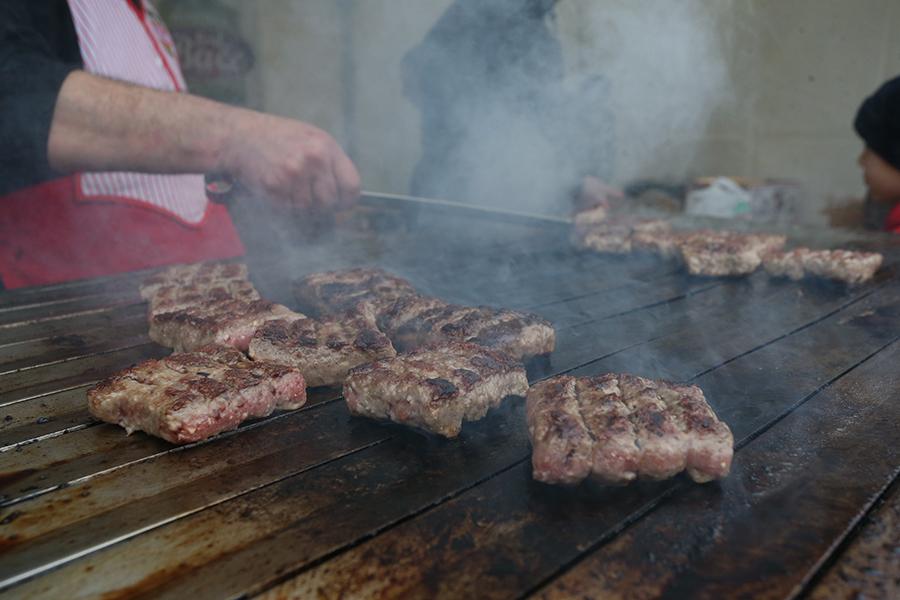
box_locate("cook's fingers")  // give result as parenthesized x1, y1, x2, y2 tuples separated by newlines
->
(290, 175, 313, 212)
(333, 149, 361, 208)
(311, 169, 340, 212)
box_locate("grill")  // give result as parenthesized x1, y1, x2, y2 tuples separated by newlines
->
(1, 211, 899, 599)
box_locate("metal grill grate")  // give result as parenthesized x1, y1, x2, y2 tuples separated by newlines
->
(0, 217, 898, 598)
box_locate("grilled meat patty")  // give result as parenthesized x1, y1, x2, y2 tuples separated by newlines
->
(149, 279, 261, 315)
(526, 374, 732, 486)
(87, 344, 307, 444)
(763, 247, 812, 280)
(249, 311, 397, 388)
(296, 269, 556, 360)
(572, 205, 609, 228)
(678, 230, 786, 276)
(343, 342, 529, 438)
(140, 262, 251, 301)
(379, 295, 556, 360)
(141, 262, 263, 323)
(293, 267, 417, 317)
(149, 298, 303, 352)
(631, 227, 683, 259)
(573, 217, 673, 255)
(764, 248, 883, 285)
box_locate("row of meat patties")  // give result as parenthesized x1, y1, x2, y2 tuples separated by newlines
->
(572, 206, 884, 285)
(91, 264, 554, 441)
(87, 261, 734, 488)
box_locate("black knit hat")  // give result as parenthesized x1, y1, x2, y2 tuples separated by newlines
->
(855, 76, 900, 170)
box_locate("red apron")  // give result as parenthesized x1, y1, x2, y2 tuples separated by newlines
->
(0, 0, 245, 289)
(886, 203, 900, 233)
(0, 178, 244, 289)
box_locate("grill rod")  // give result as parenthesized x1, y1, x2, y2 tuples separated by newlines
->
(359, 190, 572, 228)
(205, 172, 572, 227)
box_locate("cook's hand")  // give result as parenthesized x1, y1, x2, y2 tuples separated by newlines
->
(221, 112, 360, 213)
(576, 175, 624, 212)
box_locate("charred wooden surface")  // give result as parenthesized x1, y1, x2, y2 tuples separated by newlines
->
(0, 224, 897, 599)
(805, 476, 900, 600)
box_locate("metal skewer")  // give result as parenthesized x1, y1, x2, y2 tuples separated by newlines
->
(359, 190, 572, 227)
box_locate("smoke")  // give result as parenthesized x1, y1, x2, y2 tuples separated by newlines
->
(578, 0, 734, 182)
(396, 0, 734, 214)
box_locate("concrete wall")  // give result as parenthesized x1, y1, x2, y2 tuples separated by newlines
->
(247, 0, 900, 221)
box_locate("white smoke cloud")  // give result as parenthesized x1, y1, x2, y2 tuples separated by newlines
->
(563, 0, 735, 184)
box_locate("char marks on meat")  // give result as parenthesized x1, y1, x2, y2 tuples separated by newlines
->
(573, 216, 674, 256)
(526, 373, 732, 485)
(293, 268, 417, 317)
(141, 262, 291, 353)
(525, 377, 593, 485)
(141, 262, 253, 304)
(764, 247, 883, 285)
(87, 344, 306, 444)
(148, 279, 260, 315)
(296, 269, 556, 360)
(249, 310, 397, 388)
(343, 342, 529, 438)
(678, 230, 786, 276)
(384, 297, 555, 360)
(149, 298, 302, 352)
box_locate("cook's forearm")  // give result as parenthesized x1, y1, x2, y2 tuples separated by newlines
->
(47, 70, 242, 175)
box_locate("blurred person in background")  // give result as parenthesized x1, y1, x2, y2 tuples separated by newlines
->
(0, 0, 359, 289)
(402, 0, 620, 216)
(855, 75, 900, 234)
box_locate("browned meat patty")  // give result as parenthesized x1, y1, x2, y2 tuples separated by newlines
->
(572, 205, 609, 229)
(87, 344, 307, 444)
(343, 342, 529, 438)
(573, 217, 673, 255)
(293, 268, 417, 317)
(140, 262, 251, 301)
(148, 279, 261, 316)
(376, 293, 448, 338)
(631, 226, 683, 259)
(526, 373, 732, 486)
(525, 376, 593, 485)
(764, 248, 883, 285)
(295, 269, 556, 360)
(379, 295, 556, 360)
(140, 262, 261, 318)
(678, 230, 786, 276)
(248, 311, 397, 388)
(573, 221, 634, 254)
(149, 298, 303, 352)
(762, 247, 812, 280)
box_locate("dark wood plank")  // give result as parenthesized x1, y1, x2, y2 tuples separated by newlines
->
(0, 270, 151, 311)
(251, 284, 900, 600)
(804, 476, 900, 600)
(0, 267, 874, 508)
(0, 252, 688, 454)
(8, 277, 893, 599)
(0, 228, 896, 598)
(3, 400, 529, 598)
(0, 332, 149, 378)
(540, 275, 887, 383)
(0, 303, 148, 347)
(0, 389, 339, 508)
(0, 393, 389, 590)
(532, 342, 900, 600)
(0, 344, 168, 406)
(0, 386, 94, 451)
(0, 291, 141, 329)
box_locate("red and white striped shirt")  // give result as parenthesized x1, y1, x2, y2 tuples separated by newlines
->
(67, 0, 209, 224)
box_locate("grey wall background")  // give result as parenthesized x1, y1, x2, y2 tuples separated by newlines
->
(227, 1, 900, 223)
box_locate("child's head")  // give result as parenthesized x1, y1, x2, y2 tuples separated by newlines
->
(855, 76, 900, 202)
(858, 147, 900, 201)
